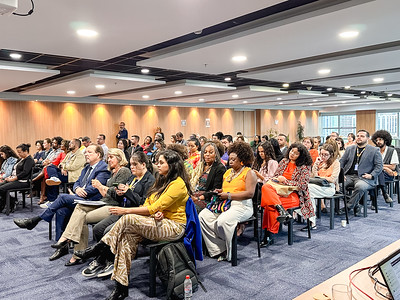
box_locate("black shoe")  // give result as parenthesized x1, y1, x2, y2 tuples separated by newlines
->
(321, 208, 328, 214)
(276, 204, 293, 225)
(105, 282, 128, 300)
(354, 205, 361, 216)
(51, 239, 70, 249)
(260, 237, 274, 248)
(82, 259, 104, 277)
(13, 217, 40, 230)
(338, 207, 349, 215)
(49, 244, 69, 261)
(65, 258, 85, 266)
(74, 241, 107, 260)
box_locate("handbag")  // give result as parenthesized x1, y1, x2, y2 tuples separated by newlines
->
(206, 194, 231, 213)
(309, 177, 330, 187)
(266, 180, 298, 197)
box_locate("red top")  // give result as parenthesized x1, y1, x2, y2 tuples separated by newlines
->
(282, 161, 296, 180)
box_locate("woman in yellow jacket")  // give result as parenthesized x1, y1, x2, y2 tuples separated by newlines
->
(74, 150, 191, 300)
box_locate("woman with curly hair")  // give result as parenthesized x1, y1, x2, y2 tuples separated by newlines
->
(253, 141, 278, 183)
(260, 143, 313, 247)
(199, 141, 257, 262)
(0, 145, 18, 181)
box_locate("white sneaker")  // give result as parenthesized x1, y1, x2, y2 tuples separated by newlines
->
(40, 201, 51, 209)
(97, 261, 114, 278)
(46, 177, 61, 186)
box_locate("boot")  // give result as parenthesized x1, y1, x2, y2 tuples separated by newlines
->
(14, 216, 42, 230)
(276, 204, 293, 225)
(260, 229, 274, 248)
(74, 241, 109, 260)
(105, 281, 128, 300)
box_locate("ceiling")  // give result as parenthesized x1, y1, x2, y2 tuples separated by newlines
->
(0, 0, 399, 112)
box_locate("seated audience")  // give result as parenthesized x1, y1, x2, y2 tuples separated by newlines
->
(170, 134, 177, 144)
(33, 140, 45, 163)
(190, 142, 226, 212)
(250, 135, 261, 153)
(221, 135, 233, 164)
(154, 126, 165, 141)
(166, 143, 193, 180)
(253, 141, 278, 184)
(199, 141, 257, 262)
(150, 138, 165, 164)
(74, 150, 190, 299)
(270, 138, 284, 162)
(339, 130, 382, 214)
(45, 139, 86, 204)
(0, 145, 18, 181)
(141, 135, 153, 155)
(199, 136, 208, 148)
(260, 143, 313, 247)
(336, 137, 345, 157)
(13, 145, 110, 246)
(187, 137, 201, 169)
(345, 133, 356, 149)
(277, 134, 288, 155)
(0, 143, 35, 212)
(50, 148, 131, 265)
(117, 138, 130, 162)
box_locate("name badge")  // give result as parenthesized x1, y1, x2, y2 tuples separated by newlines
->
(354, 164, 358, 171)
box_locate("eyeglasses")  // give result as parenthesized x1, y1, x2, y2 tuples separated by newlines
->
(320, 153, 330, 157)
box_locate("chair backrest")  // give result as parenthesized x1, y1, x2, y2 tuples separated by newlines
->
(338, 168, 345, 194)
(251, 182, 262, 218)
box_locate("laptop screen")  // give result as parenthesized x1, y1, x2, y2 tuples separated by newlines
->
(379, 248, 400, 300)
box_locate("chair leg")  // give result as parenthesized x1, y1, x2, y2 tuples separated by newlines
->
(344, 197, 349, 224)
(316, 198, 321, 219)
(330, 198, 334, 229)
(30, 188, 33, 212)
(288, 210, 294, 245)
(363, 192, 367, 218)
(149, 246, 157, 297)
(5, 192, 10, 216)
(232, 225, 238, 266)
(48, 220, 52, 240)
(255, 220, 261, 258)
(396, 180, 400, 204)
(389, 183, 394, 208)
(307, 219, 311, 239)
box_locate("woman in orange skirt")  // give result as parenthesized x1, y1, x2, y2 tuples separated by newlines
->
(260, 143, 314, 247)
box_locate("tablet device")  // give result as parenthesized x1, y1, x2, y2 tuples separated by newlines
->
(378, 247, 400, 299)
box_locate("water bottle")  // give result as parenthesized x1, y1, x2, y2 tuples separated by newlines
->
(184, 275, 192, 299)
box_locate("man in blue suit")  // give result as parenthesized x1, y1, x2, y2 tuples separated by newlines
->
(14, 144, 110, 260)
(340, 129, 383, 214)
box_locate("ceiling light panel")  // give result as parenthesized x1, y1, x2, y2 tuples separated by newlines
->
(22, 70, 164, 97)
(140, 0, 397, 74)
(103, 80, 235, 101)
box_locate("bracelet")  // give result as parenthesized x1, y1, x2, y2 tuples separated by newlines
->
(227, 192, 231, 201)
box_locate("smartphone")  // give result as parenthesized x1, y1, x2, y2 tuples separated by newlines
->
(271, 179, 280, 183)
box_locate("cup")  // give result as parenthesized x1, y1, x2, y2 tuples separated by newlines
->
(341, 220, 347, 227)
(332, 284, 351, 300)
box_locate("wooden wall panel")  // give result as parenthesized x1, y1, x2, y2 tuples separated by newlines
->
(356, 110, 376, 135)
(0, 100, 318, 149)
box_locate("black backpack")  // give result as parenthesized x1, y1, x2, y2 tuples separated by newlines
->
(156, 242, 203, 299)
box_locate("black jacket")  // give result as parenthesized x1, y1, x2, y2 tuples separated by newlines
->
(202, 161, 226, 201)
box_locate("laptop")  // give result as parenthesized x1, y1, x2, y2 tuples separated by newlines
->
(378, 248, 400, 300)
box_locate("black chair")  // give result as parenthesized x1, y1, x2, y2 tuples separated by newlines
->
(315, 168, 349, 229)
(231, 182, 261, 266)
(286, 206, 311, 245)
(5, 170, 34, 216)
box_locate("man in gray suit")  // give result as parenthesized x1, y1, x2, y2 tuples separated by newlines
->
(340, 129, 383, 214)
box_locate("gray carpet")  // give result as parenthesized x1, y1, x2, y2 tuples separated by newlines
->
(1, 193, 399, 300)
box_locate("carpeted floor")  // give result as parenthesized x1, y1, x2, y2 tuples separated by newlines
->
(1, 193, 399, 300)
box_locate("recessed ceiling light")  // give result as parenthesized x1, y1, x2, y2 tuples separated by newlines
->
(308, 104, 313, 106)
(67, 90, 76, 95)
(174, 91, 182, 95)
(318, 69, 331, 75)
(361, 91, 366, 94)
(242, 101, 248, 104)
(326, 88, 333, 92)
(142, 95, 149, 99)
(10, 53, 22, 60)
(224, 77, 231, 81)
(141, 68, 150, 74)
(277, 97, 282, 100)
(279, 102, 283, 105)
(388, 93, 393, 97)
(77, 29, 98, 38)
(339, 31, 359, 39)
(313, 99, 318, 102)
(231, 55, 247, 62)
(198, 98, 205, 102)
(95, 84, 105, 89)
(342, 101, 347, 104)
(282, 83, 289, 88)
(366, 103, 370, 105)
(373, 77, 384, 83)
(344, 86, 351, 89)
(232, 94, 239, 98)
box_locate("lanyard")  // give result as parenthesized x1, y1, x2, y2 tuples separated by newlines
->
(356, 147, 365, 163)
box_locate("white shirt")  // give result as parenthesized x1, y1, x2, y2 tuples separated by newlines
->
(381, 146, 399, 165)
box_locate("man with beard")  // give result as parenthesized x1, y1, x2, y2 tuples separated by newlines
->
(340, 129, 383, 214)
(371, 130, 398, 203)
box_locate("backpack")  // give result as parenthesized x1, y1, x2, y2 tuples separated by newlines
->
(156, 242, 201, 299)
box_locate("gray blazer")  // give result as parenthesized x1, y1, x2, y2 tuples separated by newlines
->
(340, 144, 383, 185)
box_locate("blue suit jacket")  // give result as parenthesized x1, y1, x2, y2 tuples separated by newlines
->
(184, 197, 203, 266)
(73, 160, 111, 201)
(340, 144, 383, 185)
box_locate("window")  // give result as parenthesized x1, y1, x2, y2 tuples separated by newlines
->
(377, 112, 398, 138)
(319, 113, 356, 141)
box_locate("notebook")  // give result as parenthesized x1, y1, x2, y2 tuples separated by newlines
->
(378, 247, 400, 300)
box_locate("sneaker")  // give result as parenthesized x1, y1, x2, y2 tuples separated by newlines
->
(82, 259, 104, 277)
(385, 196, 393, 203)
(46, 177, 61, 186)
(40, 201, 51, 209)
(97, 261, 114, 278)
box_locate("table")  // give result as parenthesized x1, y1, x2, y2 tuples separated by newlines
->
(294, 239, 400, 299)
